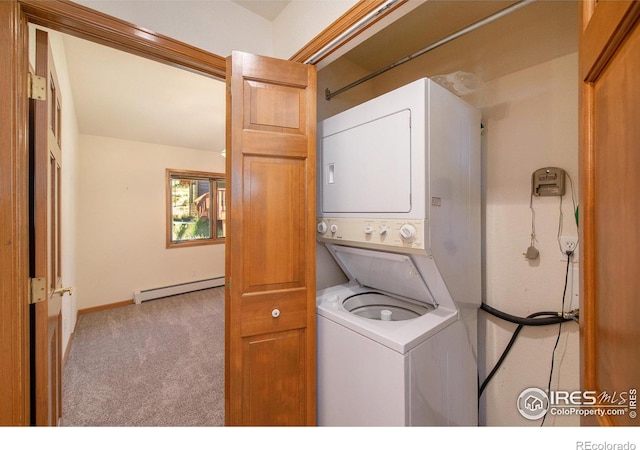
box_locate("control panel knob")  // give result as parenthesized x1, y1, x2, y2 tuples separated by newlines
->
(317, 221, 327, 234)
(379, 226, 388, 235)
(399, 223, 417, 242)
(364, 226, 373, 235)
(330, 224, 338, 233)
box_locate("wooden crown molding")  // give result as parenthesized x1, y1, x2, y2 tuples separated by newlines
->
(19, 0, 407, 75)
(289, 0, 407, 64)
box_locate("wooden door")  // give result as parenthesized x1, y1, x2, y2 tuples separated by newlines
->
(579, 1, 640, 426)
(225, 51, 316, 426)
(31, 28, 68, 426)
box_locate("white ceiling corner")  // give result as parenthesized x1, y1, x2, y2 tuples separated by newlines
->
(232, 0, 290, 21)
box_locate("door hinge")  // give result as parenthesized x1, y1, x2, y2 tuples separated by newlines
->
(29, 277, 46, 304)
(28, 73, 46, 101)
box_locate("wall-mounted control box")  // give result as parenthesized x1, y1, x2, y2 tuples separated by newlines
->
(532, 167, 566, 196)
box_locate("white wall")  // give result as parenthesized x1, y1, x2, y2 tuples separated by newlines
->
(76, 135, 226, 310)
(467, 53, 579, 426)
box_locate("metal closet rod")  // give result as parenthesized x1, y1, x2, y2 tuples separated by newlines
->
(305, 0, 404, 65)
(324, 0, 536, 101)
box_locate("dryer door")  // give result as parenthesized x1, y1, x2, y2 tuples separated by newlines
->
(321, 109, 412, 214)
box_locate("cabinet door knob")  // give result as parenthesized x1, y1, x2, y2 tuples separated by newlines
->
(272, 309, 280, 318)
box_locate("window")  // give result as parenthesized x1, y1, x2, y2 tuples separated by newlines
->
(166, 169, 225, 248)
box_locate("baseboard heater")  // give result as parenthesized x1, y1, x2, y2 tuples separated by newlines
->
(133, 277, 225, 304)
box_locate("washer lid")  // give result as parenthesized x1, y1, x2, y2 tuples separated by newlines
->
(327, 244, 438, 308)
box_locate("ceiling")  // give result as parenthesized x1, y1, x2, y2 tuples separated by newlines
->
(232, 0, 290, 21)
(60, 32, 226, 153)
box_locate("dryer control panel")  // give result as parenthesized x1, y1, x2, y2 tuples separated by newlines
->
(317, 217, 427, 254)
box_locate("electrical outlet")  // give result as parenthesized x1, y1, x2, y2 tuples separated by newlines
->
(559, 236, 578, 259)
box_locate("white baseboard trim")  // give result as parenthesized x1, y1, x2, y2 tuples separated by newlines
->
(133, 277, 225, 304)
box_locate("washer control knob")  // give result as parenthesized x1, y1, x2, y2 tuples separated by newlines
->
(330, 224, 338, 233)
(317, 221, 327, 234)
(399, 224, 417, 242)
(379, 226, 388, 236)
(364, 226, 373, 235)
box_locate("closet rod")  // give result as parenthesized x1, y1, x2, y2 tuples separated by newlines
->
(304, 0, 404, 65)
(324, 0, 536, 101)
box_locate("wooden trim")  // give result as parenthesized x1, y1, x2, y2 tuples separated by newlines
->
(77, 299, 134, 316)
(0, 1, 30, 426)
(579, 79, 597, 403)
(580, 0, 596, 33)
(578, 1, 599, 427)
(18, 0, 227, 79)
(289, 0, 407, 64)
(579, 1, 640, 81)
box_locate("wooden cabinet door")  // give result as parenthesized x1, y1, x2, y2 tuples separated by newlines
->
(580, 1, 640, 426)
(225, 51, 316, 426)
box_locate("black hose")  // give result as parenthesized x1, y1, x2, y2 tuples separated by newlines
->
(480, 303, 566, 326)
(479, 252, 576, 417)
(478, 305, 572, 398)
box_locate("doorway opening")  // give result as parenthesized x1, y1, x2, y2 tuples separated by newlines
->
(29, 23, 227, 426)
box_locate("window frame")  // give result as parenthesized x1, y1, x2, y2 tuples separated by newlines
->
(166, 168, 225, 249)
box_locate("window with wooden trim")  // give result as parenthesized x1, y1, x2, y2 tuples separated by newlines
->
(166, 169, 225, 248)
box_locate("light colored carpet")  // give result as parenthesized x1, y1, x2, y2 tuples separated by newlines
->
(62, 287, 225, 426)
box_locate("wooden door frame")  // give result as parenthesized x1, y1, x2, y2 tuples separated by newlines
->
(0, 0, 399, 426)
(0, 0, 30, 426)
(579, 0, 640, 426)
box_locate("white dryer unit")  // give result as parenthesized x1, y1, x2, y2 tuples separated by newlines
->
(316, 78, 481, 426)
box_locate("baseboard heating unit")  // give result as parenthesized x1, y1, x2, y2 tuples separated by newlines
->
(133, 277, 225, 304)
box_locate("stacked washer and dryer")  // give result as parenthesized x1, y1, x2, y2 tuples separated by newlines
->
(316, 78, 481, 426)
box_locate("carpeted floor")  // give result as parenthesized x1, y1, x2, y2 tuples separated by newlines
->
(62, 287, 225, 426)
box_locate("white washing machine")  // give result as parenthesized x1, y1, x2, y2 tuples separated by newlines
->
(316, 78, 481, 426)
(316, 245, 478, 426)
